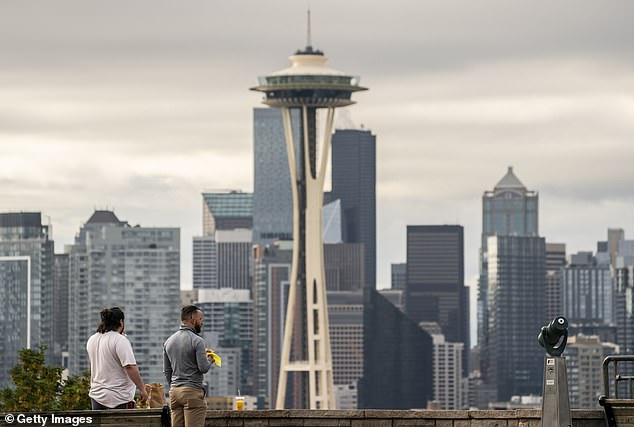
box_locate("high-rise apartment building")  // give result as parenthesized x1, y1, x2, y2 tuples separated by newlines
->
(252, 241, 292, 407)
(53, 253, 70, 363)
(252, 108, 299, 244)
(545, 243, 566, 320)
(330, 129, 376, 289)
(616, 265, 634, 353)
(196, 191, 252, 289)
(614, 233, 634, 354)
(566, 335, 619, 408)
(196, 288, 253, 395)
(478, 167, 538, 385)
(562, 251, 614, 327)
(486, 235, 546, 401)
(405, 225, 469, 374)
(327, 291, 364, 387)
(0, 256, 30, 388)
(67, 211, 180, 383)
(420, 323, 465, 410)
(0, 212, 55, 387)
(216, 229, 252, 290)
(194, 191, 252, 290)
(193, 236, 217, 289)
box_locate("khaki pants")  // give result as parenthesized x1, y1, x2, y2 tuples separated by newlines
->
(169, 386, 206, 427)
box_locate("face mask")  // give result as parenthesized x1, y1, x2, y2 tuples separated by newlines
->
(194, 321, 202, 334)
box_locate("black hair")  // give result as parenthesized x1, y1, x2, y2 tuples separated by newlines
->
(97, 307, 125, 333)
(181, 305, 200, 322)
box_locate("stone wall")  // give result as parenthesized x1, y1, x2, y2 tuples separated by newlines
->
(0, 409, 606, 427)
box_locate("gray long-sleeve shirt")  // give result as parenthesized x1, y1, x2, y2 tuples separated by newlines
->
(163, 326, 213, 390)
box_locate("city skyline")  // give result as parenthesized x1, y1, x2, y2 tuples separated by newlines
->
(1, 0, 633, 343)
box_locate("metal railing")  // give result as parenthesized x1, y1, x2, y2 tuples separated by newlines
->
(600, 355, 634, 427)
(602, 355, 634, 399)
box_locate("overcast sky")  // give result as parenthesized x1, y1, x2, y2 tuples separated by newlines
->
(1, 1, 633, 344)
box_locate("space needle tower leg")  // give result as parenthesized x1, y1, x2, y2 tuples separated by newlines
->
(276, 106, 336, 409)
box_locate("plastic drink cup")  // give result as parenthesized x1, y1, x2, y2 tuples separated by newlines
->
(235, 396, 245, 410)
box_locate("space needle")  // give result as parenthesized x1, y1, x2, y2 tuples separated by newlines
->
(251, 11, 367, 409)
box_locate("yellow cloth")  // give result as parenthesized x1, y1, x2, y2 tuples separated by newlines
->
(206, 350, 222, 367)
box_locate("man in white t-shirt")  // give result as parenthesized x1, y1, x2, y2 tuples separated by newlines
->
(86, 307, 149, 409)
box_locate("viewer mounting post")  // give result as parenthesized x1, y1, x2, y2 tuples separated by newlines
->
(538, 316, 572, 427)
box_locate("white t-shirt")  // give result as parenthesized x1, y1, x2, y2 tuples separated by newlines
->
(86, 331, 137, 408)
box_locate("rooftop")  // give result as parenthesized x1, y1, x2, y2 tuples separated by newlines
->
(494, 166, 526, 190)
(203, 191, 253, 219)
(86, 210, 123, 225)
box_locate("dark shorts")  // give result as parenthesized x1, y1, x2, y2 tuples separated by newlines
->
(91, 398, 136, 410)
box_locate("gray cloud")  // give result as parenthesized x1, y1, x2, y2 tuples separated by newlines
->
(1, 1, 633, 348)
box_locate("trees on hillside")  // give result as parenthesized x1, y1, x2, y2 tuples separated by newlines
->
(0, 346, 90, 412)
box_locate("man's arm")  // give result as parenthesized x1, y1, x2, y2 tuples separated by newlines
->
(124, 364, 149, 402)
(163, 347, 173, 385)
(195, 340, 213, 374)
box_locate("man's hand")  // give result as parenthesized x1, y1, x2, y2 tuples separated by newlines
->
(140, 387, 150, 404)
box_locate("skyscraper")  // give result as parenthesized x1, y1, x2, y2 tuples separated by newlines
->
(216, 229, 252, 290)
(486, 235, 546, 401)
(202, 191, 253, 236)
(478, 167, 538, 383)
(545, 243, 566, 320)
(405, 225, 469, 374)
(614, 233, 634, 354)
(195, 236, 252, 290)
(0, 212, 55, 387)
(330, 129, 376, 289)
(67, 211, 180, 383)
(327, 291, 364, 388)
(420, 322, 465, 410)
(252, 241, 292, 407)
(562, 251, 614, 327)
(196, 288, 253, 396)
(193, 236, 217, 289)
(358, 288, 433, 409)
(616, 264, 634, 354)
(194, 192, 252, 290)
(566, 335, 619, 409)
(53, 253, 70, 364)
(253, 108, 299, 244)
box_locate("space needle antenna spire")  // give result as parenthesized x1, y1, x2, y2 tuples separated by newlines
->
(306, 7, 312, 48)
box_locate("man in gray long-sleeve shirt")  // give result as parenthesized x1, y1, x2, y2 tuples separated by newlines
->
(164, 305, 214, 427)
